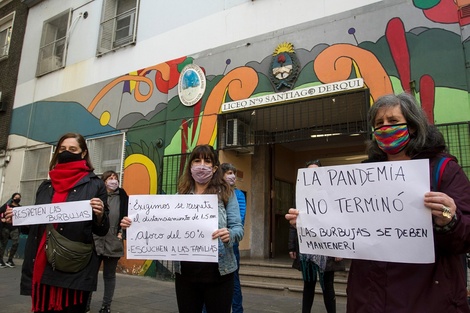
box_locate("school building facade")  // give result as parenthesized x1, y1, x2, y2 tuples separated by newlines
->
(1, 0, 469, 275)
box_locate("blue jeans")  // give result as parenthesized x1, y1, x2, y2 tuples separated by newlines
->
(232, 244, 243, 313)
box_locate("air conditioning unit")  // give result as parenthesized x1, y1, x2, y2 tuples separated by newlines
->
(225, 118, 252, 147)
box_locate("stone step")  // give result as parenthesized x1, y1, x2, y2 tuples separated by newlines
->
(239, 258, 349, 301)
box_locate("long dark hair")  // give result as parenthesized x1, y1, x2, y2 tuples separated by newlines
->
(366, 93, 446, 160)
(177, 145, 231, 204)
(49, 133, 94, 171)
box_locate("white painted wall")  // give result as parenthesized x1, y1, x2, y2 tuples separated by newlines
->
(14, 0, 382, 108)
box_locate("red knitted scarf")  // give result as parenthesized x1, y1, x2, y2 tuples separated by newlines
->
(32, 160, 90, 312)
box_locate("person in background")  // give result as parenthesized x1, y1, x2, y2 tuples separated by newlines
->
(87, 170, 129, 313)
(220, 163, 246, 313)
(0, 192, 22, 268)
(5, 132, 109, 313)
(290, 160, 343, 313)
(288, 225, 301, 271)
(286, 93, 470, 312)
(121, 144, 244, 313)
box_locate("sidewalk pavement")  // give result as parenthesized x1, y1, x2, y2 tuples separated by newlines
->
(0, 259, 346, 313)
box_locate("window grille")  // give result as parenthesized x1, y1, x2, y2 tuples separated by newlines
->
(161, 153, 189, 195)
(218, 90, 370, 150)
(20, 146, 53, 205)
(36, 9, 71, 76)
(97, 0, 139, 55)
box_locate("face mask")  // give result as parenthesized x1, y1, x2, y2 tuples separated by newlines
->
(57, 150, 83, 164)
(373, 123, 410, 155)
(191, 165, 214, 184)
(106, 179, 119, 191)
(12, 198, 20, 204)
(225, 173, 236, 186)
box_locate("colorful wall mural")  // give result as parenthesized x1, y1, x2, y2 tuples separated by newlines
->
(9, 1, 470, 275)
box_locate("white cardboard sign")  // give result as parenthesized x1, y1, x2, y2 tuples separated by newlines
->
(12, 200, 93, 226)
(126, 194, 219, 262)
(296, 159, 434, 264)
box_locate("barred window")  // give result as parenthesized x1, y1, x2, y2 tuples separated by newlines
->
(97, 0, 139, 56)
(36, 9, 71, 76)
(0, 12, 14, 59)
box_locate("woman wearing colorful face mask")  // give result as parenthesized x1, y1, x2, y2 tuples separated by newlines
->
(87, 171, 128, 313)
(286, 93, 470, 312)
(175, 145, 243, 313)
(8, 132, 109, 313)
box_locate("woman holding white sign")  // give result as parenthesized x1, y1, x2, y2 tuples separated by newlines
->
(6, 133, 109, 313)
(286, 93, 470, 313)
(120, 144, 243, 313)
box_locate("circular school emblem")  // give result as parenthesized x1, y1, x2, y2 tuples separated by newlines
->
(178, 64, 206, 106)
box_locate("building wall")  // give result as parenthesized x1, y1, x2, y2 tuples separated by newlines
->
(0, 0, 28, 200)
(4, 0, 470, 272)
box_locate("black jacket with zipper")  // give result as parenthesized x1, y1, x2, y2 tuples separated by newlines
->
(20, 171, 109, 295)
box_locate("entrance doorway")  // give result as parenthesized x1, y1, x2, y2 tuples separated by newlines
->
(270, 144, 368, 258)
(219, 89, 371, 259)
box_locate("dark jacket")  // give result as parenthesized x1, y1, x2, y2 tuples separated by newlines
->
(94, 187, 129, 257)
(115, 187, 129, 235)
(0, 199, 20, 230)
(20, 172, 109, 296)
(347, 153, 470, 313)
(288, 225, 301, 270)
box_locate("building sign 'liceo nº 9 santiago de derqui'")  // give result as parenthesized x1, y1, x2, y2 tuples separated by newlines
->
(221, 78, 364, 113)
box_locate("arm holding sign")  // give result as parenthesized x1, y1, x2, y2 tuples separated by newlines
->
(213, 192, 243, 244)
(425, 157, 470, 254)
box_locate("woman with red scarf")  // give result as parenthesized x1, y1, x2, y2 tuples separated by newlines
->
(6, 133, 109, 313)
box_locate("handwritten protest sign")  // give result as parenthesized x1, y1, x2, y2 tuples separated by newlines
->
(126, 194, 219, 262)
(12, 200, 92, 226)
(296, 159, 434, 264)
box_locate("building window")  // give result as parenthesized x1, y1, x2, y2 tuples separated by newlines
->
(86, 133, 126, 181)
(20, 146, 53, 205)
(97, 0, 139, 55)
(36, 9, 71, 76)
(0, 12, 14, 60)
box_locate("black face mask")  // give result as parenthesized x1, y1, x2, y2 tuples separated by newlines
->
(57, 150, 83, 164)
(12, 198, 20, 204)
